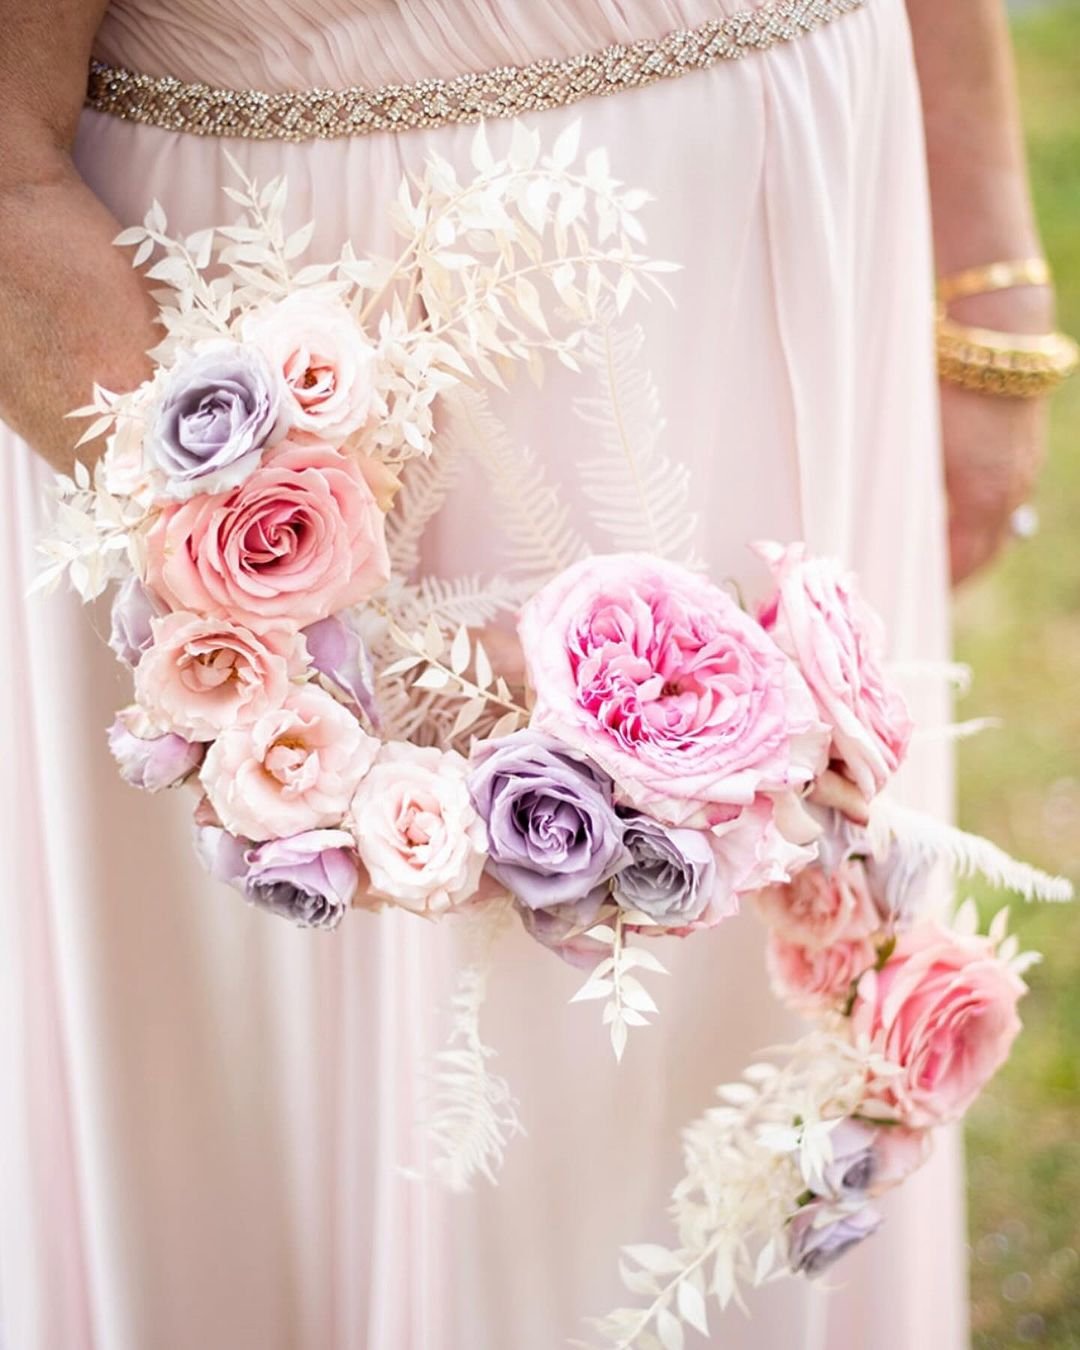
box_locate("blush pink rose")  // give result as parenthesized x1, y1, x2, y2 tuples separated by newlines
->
(134, 611, 305, 741)
(200, 683, 379, 841)
(518, 553, 828, 827)
(144, 440, 390, 631)
(245, 293, 378, 440)
(755, 541, 913, 799)
(756, 858, 881, 949)
(347, 743, 486, 917)
(850, 920, 1026, 1127)
(767, 932, 877, 1014)
(868, 1127, 933, 1196)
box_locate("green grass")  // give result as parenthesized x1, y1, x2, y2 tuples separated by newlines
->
(961, 5, 1080, 1345)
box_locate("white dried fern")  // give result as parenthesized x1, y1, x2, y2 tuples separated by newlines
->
(446, 386, 588, 580)
(385, 437, 464, 578)
(869, 798, 1073, 903)
(574, 316, 700, 566)
(423, 901, 526, 1191)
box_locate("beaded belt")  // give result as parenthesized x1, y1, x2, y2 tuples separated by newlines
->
(85, 0, 865, 142)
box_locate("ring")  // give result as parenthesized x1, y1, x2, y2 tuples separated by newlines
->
(1009, 503, 1040, 539)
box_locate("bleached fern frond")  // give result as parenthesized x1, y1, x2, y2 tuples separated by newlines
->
(423, 901, 525, 1192)
(870, 799, 1074, 903)
(385, 439, 463, 578)
(446, 386, 587, 580)
(396, 572, 529, 636)
(889, 660, 973, 695)
(574, 315, 700, 565)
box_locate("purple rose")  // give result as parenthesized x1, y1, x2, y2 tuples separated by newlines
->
(108, 575, 163, 668)
(302, 613, 380, 729)
(813, 806, 932, 929)
(817, 1119, 878, 1200)
(196, 825, 358, 931)
(613, 812, 719, 926)
(788, 1201, 882, 1277)
(107, 708, 203, 791)
(468, 730, 630, 910)
(516, 888, 611, 970)
(149, 342, 279, 498)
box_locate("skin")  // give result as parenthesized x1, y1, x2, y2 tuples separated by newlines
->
(0, 0, 1057, 583)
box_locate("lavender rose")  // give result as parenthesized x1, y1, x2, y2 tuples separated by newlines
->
(818, 1119, 878, 1200)
(108, 575, 163, 669)
(613, 812, 720, 926)
(468, 730, 629, 910)
(149, 342, 280, 498)
(196, 824, 358, 931)
(108, 707, 203, 791)
(788, 1201, 882, 1277)
(516, 888, 611, 970)
(302, 613, 380, 729)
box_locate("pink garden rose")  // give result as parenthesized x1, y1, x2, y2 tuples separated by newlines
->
(245, 293, 378, 440)
(134, 611, 305, 741)
(144, 440, 390, 631)
(850, 920, 1026, 1127)
(868, 1126, 932, 1195)
(347, 743, 486, 917)
(767, 931, 877, 1014)
(755, 542, 913, 799)
(518, 554, 828, 828)
(756, 858, 881, 949)
(200, 683, 379, 841)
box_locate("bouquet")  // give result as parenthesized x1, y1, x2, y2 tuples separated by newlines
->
(37, 122, 1072, 1346)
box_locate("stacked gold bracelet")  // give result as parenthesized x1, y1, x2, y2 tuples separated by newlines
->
(935, 258, 1078, 399)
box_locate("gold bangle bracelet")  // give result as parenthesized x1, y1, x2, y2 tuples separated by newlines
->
(936, 257, 1052, 305)
(936, 312, 1079, 399)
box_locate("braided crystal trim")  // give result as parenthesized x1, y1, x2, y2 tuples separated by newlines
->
(86, 0, 865, 141)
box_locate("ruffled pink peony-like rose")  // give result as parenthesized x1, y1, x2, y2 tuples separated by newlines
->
(767, 931, 877, 1014)
(200, 683, 379, 841)
(518, 554, 828, 828)
(245, 293, 378, 440)
(850, 920, 1026, 1127)
(134, 611, 305, 741)
(755, 541, 913, 799)
(144, 440, 390, 631)
(756, 858, 881, 949)
(347, 743, 486, 917)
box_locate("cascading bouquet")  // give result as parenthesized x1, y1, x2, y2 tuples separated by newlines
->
(37, 122, 1072, 1345)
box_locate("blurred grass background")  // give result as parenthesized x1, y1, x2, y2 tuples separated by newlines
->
(961, 3, 1080, 1344)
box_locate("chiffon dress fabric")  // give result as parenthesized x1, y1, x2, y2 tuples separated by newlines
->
(0, 1, 969, 1347)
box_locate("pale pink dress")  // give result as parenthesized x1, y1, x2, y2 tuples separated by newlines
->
(0, 2, 968, 1347)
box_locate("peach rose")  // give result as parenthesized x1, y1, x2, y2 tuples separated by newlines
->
(200, 684, 379, 841)
(134, 611, 305, 741)
(347, 743, 486, 917)
(756, 858, 881, 949)
(755, 541, 913, 799)
(245, 293, 378, 440)
(767, 932, 877, 1014)
(850, 920, 1026, 1127)
(144, 440, 390, 631)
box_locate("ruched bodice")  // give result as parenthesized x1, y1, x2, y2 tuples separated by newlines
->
(93, 0, 772, 89)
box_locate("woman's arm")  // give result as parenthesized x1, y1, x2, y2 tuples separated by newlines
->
(906, 0, 1053, 584)
(0, 0, 158, 473)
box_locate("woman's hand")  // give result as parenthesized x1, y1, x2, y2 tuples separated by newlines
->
(941, 286, 1053, 586)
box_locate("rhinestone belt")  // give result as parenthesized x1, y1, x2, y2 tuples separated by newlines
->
(85, 0, 866, 141)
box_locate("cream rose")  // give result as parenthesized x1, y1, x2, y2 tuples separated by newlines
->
(200, 684, 379, 841)
(348, 743, 486, 917)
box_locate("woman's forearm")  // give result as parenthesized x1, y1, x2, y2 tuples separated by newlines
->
(0, 147, 157, 473)
(905, 0, 1051, 330)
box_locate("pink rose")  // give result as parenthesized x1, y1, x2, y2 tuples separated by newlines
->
(134, 611, 305, 741)
(518, 554, 828, 827)
(850, 920, 1026, 1127)
(347, 743, 486, 917)
(755, 542, 913, 799)
(756, 858, 881, 949)
(245, 293, 378, 440)
(868, 1127, 932, 1196)
(767, 932, 877, 1014)
(200, 683, 379, 841)
(144, 440, 390, 631)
